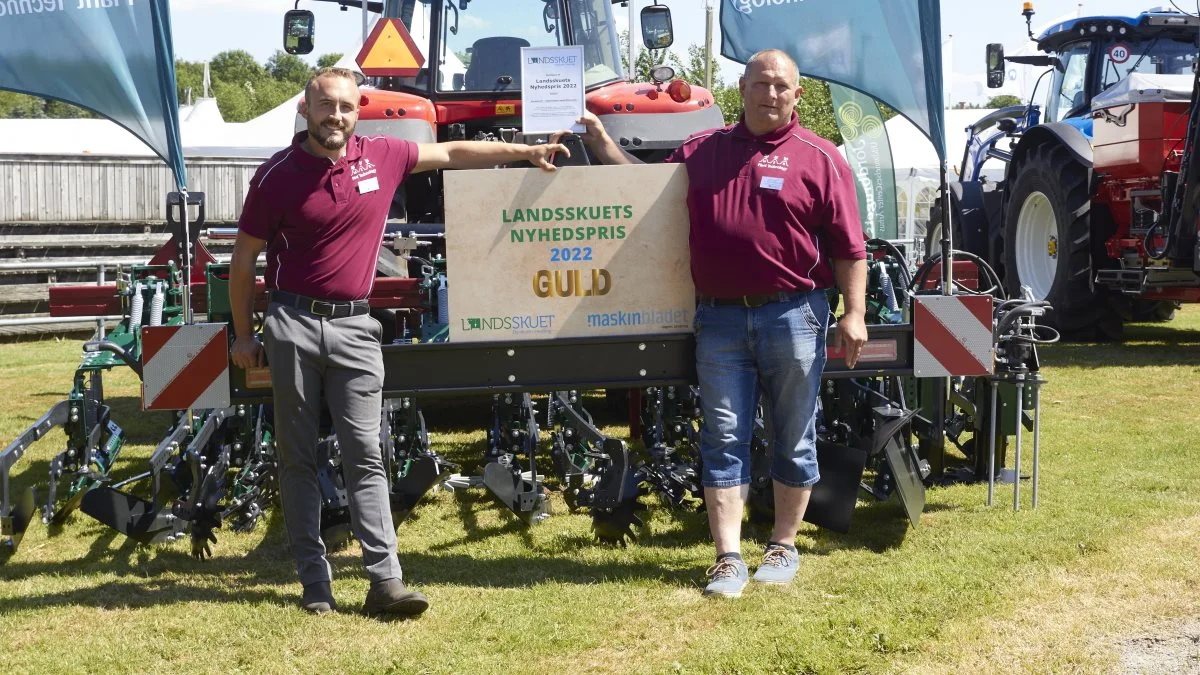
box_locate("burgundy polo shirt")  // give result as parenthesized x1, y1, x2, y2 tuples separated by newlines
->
(668, 114, 866, 297)
(238, 132, 418, 300)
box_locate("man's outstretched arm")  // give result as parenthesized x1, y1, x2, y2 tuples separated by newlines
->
(414, 140, 569, 173)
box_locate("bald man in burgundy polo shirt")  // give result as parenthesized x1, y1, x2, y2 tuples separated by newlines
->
(229, 67, 566, 617)
(577, 50, 868, 598)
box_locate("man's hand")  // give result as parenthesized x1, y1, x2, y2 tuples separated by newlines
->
(526, 142, 569, 171)
(555, 111, 638, 165)
(573, 110, 608, 149)
(230, 334, 264, 370)
(833, 312, 868, 369)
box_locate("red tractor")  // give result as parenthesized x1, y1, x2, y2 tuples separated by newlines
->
(949, 6, 1200, 339)
(285, 0, 721, 232)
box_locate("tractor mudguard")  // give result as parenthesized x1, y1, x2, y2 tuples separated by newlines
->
(1011, 122, 1093, 171)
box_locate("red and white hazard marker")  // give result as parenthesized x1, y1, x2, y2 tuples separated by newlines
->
(141, 324, 231, 411)
(913, 295, 994, 377)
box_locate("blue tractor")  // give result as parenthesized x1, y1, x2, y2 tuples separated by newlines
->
(945, 5, 1200, 339)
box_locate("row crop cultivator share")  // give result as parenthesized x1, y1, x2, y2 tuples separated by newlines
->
(947, 4, 1200, 340)
(1, 0, 1053, 564)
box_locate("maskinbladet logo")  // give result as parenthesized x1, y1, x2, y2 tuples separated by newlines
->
(585, 307, 689, 329)
(730, 0, 805, 15)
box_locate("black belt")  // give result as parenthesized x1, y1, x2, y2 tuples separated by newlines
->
(270, 290, 370, 318)
(696, 290, 809, 308)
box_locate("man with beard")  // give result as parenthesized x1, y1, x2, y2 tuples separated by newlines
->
(228, 67, 568, 617)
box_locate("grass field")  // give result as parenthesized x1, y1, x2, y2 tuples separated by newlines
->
(1, 310, 1199, 673)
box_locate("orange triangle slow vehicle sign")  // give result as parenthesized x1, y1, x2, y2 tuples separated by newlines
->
(356, 18, 425, 77)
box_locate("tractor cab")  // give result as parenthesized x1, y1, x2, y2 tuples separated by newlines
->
(283, 0, 721, 156)
(327, 0, 630, 97)
(988, 9, 1200, 125)
(280, 0, 721, 246)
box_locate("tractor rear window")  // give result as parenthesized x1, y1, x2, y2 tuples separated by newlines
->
(1100, 38, 1197, 92)
(436, 0, 624, 93)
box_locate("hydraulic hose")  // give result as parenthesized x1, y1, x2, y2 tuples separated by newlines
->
(910, 249, 1004, 298)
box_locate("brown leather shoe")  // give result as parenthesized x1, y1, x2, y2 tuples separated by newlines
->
(362, 578, 429, 617)
(301, 581, 337, 615)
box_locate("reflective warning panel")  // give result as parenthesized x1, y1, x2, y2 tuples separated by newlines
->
(356, 18, 425, 77)
(913, 295, 994, 377)
(141, 324, 230, 411)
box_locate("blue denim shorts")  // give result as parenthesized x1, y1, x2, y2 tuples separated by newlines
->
(694, 290, 828, 489)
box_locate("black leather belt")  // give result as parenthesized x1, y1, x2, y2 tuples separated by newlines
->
(696, 290, 808, 308)
(270, 290, 370, 318)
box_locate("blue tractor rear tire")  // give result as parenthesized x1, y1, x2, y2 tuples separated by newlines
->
(1002, 142, 1122, 341)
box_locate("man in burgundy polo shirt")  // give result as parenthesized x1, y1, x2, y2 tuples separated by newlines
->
(576, 49, 867, 598)
(229, 67, 566, 617)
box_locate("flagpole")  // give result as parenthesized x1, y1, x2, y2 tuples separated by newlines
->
(704, 1, 714, 90)
(362, 0, 369, 44)
(940, 162, 952, 296)
(628, 1, 638, 79)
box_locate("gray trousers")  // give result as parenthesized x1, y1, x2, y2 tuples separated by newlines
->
(263, 302, 401, 586)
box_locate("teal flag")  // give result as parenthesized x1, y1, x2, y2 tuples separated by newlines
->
(721, 0, 945, 160)
(0, 0, 186, 189)
(829, 85, 898, 239)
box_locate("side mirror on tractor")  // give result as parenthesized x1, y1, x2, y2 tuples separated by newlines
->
(283, 9, 316, 55)
(640, 4, 674, 50)
(986, 43, 1005, 89)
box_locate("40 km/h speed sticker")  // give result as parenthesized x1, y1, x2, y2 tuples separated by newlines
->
(1108, 43, 1131, 64)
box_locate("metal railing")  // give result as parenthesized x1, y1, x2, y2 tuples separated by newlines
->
(0, 259, 148, 285)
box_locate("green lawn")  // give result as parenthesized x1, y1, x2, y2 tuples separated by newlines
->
(1, 310, 1199, 673)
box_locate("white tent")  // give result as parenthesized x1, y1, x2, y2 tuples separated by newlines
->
(840, 108, 1007, 252)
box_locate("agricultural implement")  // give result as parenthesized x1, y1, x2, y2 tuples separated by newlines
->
(2, 196, 1054, 561)
(3, 0, 1054, 564)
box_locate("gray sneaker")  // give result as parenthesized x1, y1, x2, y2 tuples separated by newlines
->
(752, 544, 799, 585)
(703, 557, 749, 598)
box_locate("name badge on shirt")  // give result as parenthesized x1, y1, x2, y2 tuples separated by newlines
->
(357, 177, 380, 194)
(760, 176, 784, 191)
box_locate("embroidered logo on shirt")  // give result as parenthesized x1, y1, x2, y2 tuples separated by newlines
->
(757, 154, 790, 171)
(350, 157, 377, 180)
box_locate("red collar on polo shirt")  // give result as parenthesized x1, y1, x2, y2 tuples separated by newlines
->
(731, 112, 800, 146)
(287, 131, 365, 171)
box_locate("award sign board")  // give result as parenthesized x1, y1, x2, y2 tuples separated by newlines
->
(520, 45, 586, 134)
(445, 164, 694, 342)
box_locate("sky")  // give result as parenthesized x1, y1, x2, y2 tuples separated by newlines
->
(169, 0, 1158, 104)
